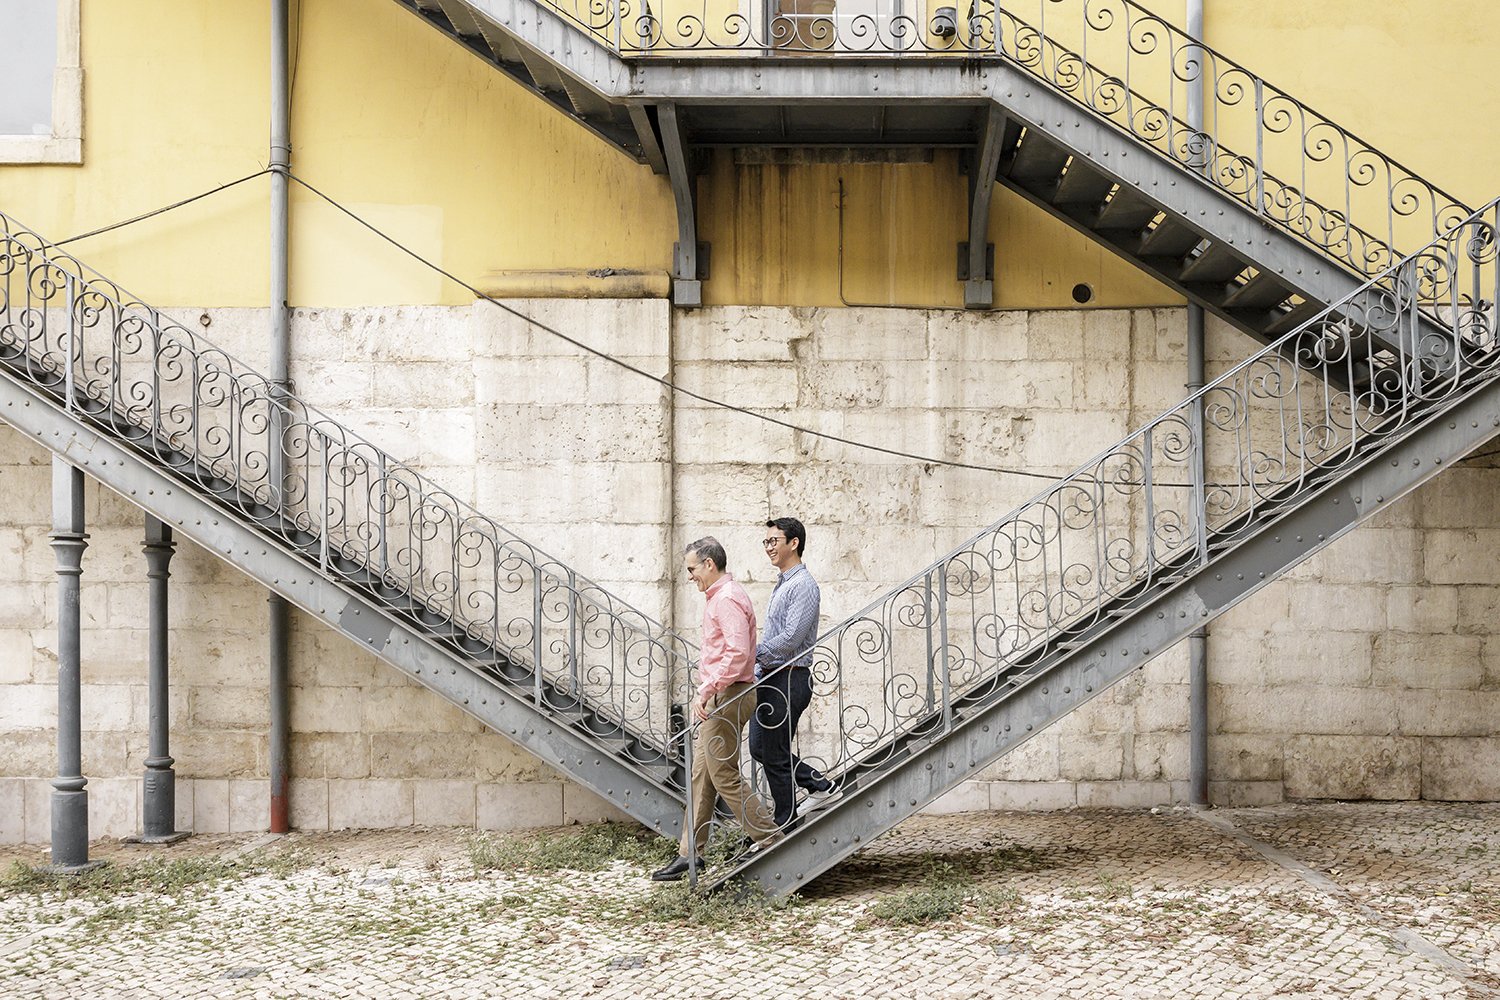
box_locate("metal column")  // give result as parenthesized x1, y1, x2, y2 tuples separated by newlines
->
(268, 0, 293, 835)
(46, 459, 102, 872)
(135, 515, 189, 843)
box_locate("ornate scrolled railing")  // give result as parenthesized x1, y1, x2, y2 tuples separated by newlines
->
(993, 1, 1473, 289)
(0, 211, 696, 768)
(684, 198, 1498, 866)
(538, 0, 1470, 288)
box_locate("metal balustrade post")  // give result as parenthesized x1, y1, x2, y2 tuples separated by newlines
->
(135, 515, 189, 844)
(62, 277, 76, 414)
(567, 569, 580, 695)
(937, 568, 952, 734)
(532, 567, 545, 707)
(45, 459, 102, 873)
(923, 572, 936, 712)
(1252, 78, 1265, 215)
(685, 723, 697, 888)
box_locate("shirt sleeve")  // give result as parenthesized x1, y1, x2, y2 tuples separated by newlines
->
(756, 580, 820, 666)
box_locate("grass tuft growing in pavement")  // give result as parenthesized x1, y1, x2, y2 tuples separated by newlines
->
(0, 849, 311, 904)
(637, 879, 810, 933)
(859, 860, 1024, 928)
(467, 822, 676, 875)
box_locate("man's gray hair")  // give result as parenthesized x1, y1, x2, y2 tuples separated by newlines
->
(684, 536, 728, 572)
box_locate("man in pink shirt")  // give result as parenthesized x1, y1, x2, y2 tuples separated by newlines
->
(651, 537, 779, 881)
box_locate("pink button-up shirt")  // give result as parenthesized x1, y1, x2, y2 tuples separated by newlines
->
(697, 573, 758, 700)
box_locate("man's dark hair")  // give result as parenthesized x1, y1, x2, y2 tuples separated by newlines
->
(766, 517, 807, 557)
(685, 536, 728, 572)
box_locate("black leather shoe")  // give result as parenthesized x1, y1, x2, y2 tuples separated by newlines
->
(650, 855, 705, 882)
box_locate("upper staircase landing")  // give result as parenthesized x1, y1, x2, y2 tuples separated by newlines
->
(398, 0, 1472, 337)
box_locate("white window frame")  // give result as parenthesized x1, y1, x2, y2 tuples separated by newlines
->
(0, 0, 83, 164)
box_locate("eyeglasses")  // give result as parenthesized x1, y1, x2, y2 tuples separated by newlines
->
(762, 537, 784, 549)
(684, 561, 703, 578)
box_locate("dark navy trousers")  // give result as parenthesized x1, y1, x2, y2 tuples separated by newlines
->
(748, 667, 829, 827)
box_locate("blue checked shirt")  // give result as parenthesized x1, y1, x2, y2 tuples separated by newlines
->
(755, 563, 821, 678)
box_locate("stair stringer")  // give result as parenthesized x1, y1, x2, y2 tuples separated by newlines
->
(718, 369, 1500, 895)
(0, 372, 688, 839)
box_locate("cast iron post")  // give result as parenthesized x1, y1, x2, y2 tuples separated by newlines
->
(47, 458, 103, 872)
(138, 514, 189, 843)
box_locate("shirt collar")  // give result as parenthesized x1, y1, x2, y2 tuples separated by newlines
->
(705, 572, 735, 598)
(777, 563, 807, 584)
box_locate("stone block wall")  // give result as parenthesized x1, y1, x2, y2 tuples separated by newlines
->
(2, 299, 1498, 842)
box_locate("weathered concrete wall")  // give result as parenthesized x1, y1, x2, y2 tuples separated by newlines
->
(2, 300, 1498, 842)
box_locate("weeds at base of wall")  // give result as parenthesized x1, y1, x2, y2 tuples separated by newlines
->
(0, 849, 310, 904)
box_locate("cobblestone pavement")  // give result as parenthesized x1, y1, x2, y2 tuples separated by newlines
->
(1, 803, 1497, 999)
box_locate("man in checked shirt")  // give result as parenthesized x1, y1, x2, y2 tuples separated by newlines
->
(749, 516, 837, 830)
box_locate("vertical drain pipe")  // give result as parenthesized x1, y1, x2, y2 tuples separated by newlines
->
(1186, 0, 1211, 809)
(268, 0, 292, 835)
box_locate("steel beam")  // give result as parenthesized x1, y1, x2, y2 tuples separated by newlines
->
(659, 104, 705, 307)
(719, 372, 1500, 895)
(0, 378, 688, 839)
(962, 105, 1005, 308)
(396, 0, 630, 98)
(627, 104, 669, 175)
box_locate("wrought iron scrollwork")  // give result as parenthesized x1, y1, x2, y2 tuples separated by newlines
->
(0, 211, 698, 778)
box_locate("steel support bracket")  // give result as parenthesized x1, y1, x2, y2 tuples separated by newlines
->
(659, 104, 708, 308)
(960, 105, 1006, 308)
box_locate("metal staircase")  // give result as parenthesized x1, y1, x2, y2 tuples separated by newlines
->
(698, 198, 1500, 894)
(4, 0, 1488, 894)
(397, 0, 1472, 343)
(0, 212, 692, 839)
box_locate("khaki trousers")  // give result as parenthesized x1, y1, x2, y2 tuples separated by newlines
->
(680, 682, 779, 855)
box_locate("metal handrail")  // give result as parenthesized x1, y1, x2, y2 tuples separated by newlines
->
(0, 211, 698, 763)
(683, 197, 1498, 864)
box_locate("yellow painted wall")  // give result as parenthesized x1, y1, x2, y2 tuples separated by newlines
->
(0, 0, 1494, 310)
